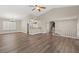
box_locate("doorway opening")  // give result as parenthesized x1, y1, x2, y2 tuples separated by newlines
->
(49, 21, 55, 35)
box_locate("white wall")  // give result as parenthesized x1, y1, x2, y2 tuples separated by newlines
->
(55, 19, 77, 37)
(16, 21, 22, 32)
(77, 18, 79, 38)
(38, 6, 79, 38)
(0, 20, 3, 31)
(21, 19, 27, 33)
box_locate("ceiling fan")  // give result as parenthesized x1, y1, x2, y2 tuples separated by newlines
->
(30, 5, 46, 12)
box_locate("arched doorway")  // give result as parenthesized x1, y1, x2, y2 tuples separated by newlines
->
(49, 21, 55, 35)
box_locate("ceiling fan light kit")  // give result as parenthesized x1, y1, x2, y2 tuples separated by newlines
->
(30, 5, 46, 12)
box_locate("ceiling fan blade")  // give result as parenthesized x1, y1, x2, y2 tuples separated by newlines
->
(38, 9, 41, 12)
(30, 5, 46, 12)
(32, 8, 36, 11)
(29, 5, 34, 7)
(40, 7, 46, 9)
(35, 5, 38, 7)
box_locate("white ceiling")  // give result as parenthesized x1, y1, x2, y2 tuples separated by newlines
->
(0, 5, 73, 21)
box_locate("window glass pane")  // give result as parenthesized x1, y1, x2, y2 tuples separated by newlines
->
(3, 21, 16, 30)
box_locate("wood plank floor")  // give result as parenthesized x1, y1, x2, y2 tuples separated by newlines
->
(0, 32, 79, 53)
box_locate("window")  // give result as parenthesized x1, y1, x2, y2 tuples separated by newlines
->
(3, 21, 16, 30)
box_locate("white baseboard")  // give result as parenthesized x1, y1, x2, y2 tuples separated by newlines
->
(59, 35, 79, 39)
(0, 30, 21, 34)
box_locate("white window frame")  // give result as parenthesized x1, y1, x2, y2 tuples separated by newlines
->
(3, 21, 16, 31)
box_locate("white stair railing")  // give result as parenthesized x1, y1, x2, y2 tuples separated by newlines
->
(55, 30, 77, 39)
